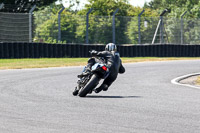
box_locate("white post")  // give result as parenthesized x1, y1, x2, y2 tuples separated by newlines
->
(152, 9, 169, 44)
(152, 19, 161, 44)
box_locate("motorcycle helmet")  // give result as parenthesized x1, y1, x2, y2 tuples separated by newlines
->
(105, 43, 117, 51)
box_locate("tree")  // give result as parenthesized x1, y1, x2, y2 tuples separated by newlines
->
(34, 3, 82, 44)
(78, 0, 131, 16)
(144, 0, 200, 44)
(126, 8, 159, 44)
(1, 0, 58, 12)
(2, 0, 58, 7)
(146, 0, 199, 18)
(77, 0, 135, 44)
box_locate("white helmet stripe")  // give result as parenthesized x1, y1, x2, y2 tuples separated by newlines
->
(105, 43, 117, 51)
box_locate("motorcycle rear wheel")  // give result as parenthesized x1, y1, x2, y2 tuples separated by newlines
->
(78, 74, 99, 97)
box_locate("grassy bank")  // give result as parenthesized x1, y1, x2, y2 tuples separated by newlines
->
(0, 57, 200, 69)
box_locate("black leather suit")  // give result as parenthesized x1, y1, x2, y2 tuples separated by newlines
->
(88, 50, 125, 90)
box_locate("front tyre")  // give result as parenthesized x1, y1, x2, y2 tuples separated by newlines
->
(78, 74, 99, 97)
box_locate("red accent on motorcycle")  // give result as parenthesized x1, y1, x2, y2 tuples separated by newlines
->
(102, 66, 107, 71)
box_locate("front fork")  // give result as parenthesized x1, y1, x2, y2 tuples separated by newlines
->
(76, 75, 90, 91)
(75, 74, 99, 93)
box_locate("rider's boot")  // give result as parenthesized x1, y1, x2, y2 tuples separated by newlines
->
(73, 86, 79, 96)
(94, 84, 108, 93)
(102, 84, 109, 91)
(73, 79, 82, 96)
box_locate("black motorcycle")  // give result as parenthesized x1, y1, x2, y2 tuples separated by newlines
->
(73, 57, 110, 97)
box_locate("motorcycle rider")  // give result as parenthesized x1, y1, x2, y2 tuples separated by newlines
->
(73, 43, 125, 95)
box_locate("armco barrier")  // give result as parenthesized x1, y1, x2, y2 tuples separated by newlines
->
(0, 42, 200, 58)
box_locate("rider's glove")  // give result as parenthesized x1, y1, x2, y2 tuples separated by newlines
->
(90, 50, 98, 56)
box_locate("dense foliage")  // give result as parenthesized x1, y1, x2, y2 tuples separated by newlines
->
(33, 0, 199, 44)
(146, 0, 200, 44)
(0, 0, 58, 12)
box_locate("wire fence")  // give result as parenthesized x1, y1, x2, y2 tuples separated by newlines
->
(0, 12, 29, 42)
(0, 12, 199, 45)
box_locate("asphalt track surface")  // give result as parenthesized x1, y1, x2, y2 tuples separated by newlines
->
(0, 60, 200, 133)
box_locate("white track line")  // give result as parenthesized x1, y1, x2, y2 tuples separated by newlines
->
(171, 73, 200, 90)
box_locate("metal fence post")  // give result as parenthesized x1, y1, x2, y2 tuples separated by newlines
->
(58, 7, 65, 42)
(181, 11, 187, 44)
(86, 8, 93, 44)
(29, 5, 36, 43)
(160, 16, 163, 43)
(138, 10, 145, 44)
(152, 9, 168, 44)
(112, 8, 119, 44)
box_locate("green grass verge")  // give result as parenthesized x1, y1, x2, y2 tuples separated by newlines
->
(1, 57, 200, 70)
(0, 58, 88, 69)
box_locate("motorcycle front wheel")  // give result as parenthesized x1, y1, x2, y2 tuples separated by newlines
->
(78, 74, 99, 97)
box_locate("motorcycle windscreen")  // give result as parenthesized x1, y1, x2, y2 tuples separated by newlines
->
(92, 63, 101, 70)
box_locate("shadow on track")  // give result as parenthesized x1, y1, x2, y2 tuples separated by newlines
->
(86, 95, 142, 98)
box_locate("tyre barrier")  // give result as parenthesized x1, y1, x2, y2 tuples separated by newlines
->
(0, 42, 200, 58)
